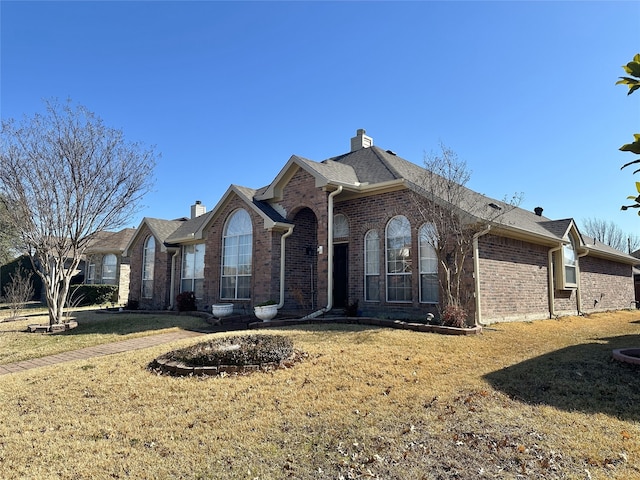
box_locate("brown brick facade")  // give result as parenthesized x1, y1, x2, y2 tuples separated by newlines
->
(127, 225, 173, 310)
(125, 158, 636, 324)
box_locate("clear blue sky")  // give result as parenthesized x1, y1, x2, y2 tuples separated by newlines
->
(2, 1, 639, 236)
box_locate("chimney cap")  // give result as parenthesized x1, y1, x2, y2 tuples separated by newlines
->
(350, 129, 373, 152)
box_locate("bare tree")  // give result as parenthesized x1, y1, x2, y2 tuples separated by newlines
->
(411, 143, 521, 326)
(3, 266, 34, 319)
(580, 217, 640, 253)
(0, 99, 157, 325)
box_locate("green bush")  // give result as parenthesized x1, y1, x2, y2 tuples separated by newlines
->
(176, 291, 196, 311)
(165, 334, 294, 367)
(68, 285, 118, 306)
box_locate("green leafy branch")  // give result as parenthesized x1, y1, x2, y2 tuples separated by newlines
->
(618, 54, 640, 212)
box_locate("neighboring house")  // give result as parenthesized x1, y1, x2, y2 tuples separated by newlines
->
(124, 130, 638, 323)
(85, 228, 136, 304)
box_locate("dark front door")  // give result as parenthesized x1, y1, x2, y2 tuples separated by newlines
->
(333, 244, 348, 308)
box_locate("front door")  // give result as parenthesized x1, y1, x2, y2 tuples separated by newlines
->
(333, 244, 348, 308)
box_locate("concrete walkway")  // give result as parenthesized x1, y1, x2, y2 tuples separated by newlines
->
(0, 329, 206, 376)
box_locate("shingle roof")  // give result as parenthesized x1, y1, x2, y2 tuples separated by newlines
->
(85, 228, 136, 254)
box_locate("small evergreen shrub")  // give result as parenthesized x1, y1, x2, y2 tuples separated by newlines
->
(176, 291, 197, 311)
(68, 285, 118, 306)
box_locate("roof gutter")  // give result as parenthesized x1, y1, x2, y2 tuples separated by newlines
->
(302, 185, 343, 319)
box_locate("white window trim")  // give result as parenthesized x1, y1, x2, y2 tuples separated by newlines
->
(385, 215, 412, 303)
(142, 236, 155, 299)
(364, 229, 380, 302)
(221, 209, 253, 300)
(419, 223, 439, 304)
(181, 244, 205, 298)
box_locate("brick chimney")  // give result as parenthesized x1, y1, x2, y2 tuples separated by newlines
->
(350, 129, 373, 152)
(191, 200, 206, 219)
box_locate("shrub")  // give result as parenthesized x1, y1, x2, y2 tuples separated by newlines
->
(440, 304, 468, 328)
(176, 291, 196, 311)
(344, 299, 359, 317)
(68, 285, 118, 306)
(165, 334, 294, 367)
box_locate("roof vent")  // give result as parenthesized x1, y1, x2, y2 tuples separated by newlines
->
(350, 129, 373, 152)
(191, 200, 206, 219)
(534, 206, 543, 216)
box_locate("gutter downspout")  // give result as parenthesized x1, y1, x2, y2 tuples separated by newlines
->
(472, 225, 491, 326)
(168, 248, 179, 310)
(302, 185, 343, 319)
(548, 245, 562, 318)
(277, 226, 295, 309)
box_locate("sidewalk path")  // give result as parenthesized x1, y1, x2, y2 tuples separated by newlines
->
(0, 329, 206, 376)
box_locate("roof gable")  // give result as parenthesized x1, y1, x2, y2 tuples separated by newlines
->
(123, 217, 184, 255)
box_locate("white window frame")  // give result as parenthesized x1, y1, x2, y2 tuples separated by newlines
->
(334, 213, 349, 239)
(385, 215, 412, 302)
(221, 209, 252, 300)
(181, 243, 205, 299)
(419, 223, 439, 303)
(557, 235, 578, 289)
(142, 236, 155, 299)
(102, 254, 118, 285)
(87, 261, 96, 285)
(364, 230, 380, 302)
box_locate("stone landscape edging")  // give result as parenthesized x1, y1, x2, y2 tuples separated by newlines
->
(248, 317, 482, 335)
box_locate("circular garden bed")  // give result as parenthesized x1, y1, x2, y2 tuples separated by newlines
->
(149, 333, 305, 377)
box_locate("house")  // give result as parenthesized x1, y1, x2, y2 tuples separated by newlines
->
(84, 228, 136, 304)
(123, 130, 638, 324)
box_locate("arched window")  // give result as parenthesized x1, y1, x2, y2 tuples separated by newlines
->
(102, 254, 118, 285)
(142, 236, 155, 298)
(419, 223, 438, 303)
(334, 214, 349, 239)
(386, 215, 412, 302)
(182, 244, 205, 299)
(221, 209, 252, 299)
(364, 230, 380, 302)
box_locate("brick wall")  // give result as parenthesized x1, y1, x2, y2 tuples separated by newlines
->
(335, 189, 439, 320)
(274, 168, 329, 313)
(477, 234, 550, 322)
(578, 255, 634, 312)
(127, 225, 172, 310)
(200, 193, 280, 315)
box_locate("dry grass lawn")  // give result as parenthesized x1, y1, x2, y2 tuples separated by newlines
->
(0, 310, 639, 479)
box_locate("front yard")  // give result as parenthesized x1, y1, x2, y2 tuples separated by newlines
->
(0, 310, 639, 479)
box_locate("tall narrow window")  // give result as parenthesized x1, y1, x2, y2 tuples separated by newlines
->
(221, 209, 252, 300)
(364, 230, 380, 301)
(102, 254, 118, 285)
(182, 244, 205, 299)
(386, 215, 412, 302)
(563, 236, 577, 287)
(87, 261, 96, 285)
(419, 223, 438, 303)
(142, 236, 155, 299)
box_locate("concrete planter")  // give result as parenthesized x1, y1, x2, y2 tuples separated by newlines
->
(254, 304, 278, 321)
(211, 304, 234, 319)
